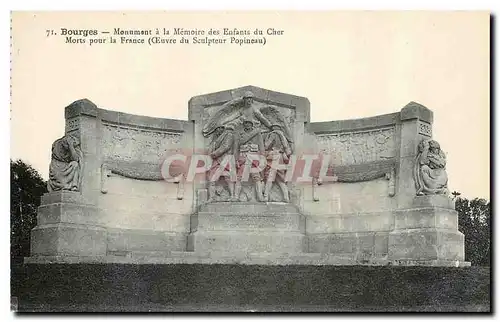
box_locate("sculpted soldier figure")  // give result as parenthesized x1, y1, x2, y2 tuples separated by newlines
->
(48, 135, 82, 192)
(414, 139, 449, 195)
(202, 91, 273, 137)
(207, 125, 237, 202)
(263, 124, 293, 202)
(235, 119, 265, 202)
(201, 91, 294, 202)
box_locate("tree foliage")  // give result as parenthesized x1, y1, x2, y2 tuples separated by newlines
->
(455, 194, 491, 266)
(11, 159, 47, 262)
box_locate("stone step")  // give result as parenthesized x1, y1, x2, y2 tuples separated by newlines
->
(129, 251, 172, 258)
(23, 254, 471, 267)
(113, 252, 360, 265)
(129, 250, 391, 264)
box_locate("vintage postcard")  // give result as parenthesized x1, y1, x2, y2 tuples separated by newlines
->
(10, 11, 490, 313)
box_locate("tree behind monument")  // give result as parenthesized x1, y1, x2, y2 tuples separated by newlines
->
(10, 159, 47, 264)
(455, 194, 491, 267)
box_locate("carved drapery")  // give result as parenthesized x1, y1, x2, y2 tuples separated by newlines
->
(48, 135, 83, 192)
(414, 139, 449, 196)
(100, 162, 186, 198)
(311, 127, 397, 200)
(99, 123, 185, 195)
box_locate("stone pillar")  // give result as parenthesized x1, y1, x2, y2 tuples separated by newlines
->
(30, 99, 107, 257)
(64, 99, 102, 202)
(290, 94, 310, 210)
(388, 102, 467, 265)
(188, 93, 212, 207)
(395, 101, 434, 208)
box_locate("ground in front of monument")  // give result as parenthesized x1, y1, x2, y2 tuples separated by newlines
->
(11, 263, 490, 312)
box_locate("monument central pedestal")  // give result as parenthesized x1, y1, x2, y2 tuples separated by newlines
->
(187, 202, 307, 255)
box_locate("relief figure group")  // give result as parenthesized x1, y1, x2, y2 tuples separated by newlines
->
(203, 91, 293, 203)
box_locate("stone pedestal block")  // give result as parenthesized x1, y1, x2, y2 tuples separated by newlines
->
(187, 202, 307, 254)
(393, 208, 459, 230)
(31, 223, 107, 256)
(187, 231, 307, 254)
(411, 195, 455, 209)
(388, 228, 465, 261)
(192, 203, 305, 232)
(37, 203, 101, 226)
(388, 195, 466, 263)
(30, 191, 106, 257)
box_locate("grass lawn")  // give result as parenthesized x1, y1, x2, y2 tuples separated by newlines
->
(11, 263, 491, 313)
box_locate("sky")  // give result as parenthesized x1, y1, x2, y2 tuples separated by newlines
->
(10, 11, 490, 199)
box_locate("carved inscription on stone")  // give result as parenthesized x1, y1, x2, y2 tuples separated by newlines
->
(418, 121, 432, 137)
(101, 123, 182, 164)
(315, 127, 396, 166)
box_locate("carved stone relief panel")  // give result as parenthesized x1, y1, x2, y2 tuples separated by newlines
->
(101, 123, 182, 164)
(65, 117, 80, 133)
(200, 92, 297, 203)
(203, 101, 296, 145)
(100, 123, 183, 188)
(312, 126, 397, 200)
(315, 127, 396, 166)
(418, 121, 432, 137)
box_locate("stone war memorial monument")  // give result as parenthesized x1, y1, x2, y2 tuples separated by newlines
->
(25, 85, 470, 267)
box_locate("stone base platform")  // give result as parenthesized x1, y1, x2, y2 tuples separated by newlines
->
(24, 252, 471, 267)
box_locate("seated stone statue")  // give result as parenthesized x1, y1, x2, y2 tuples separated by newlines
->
(48, 135, 82, 192)
(414, 139, 449, 196)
